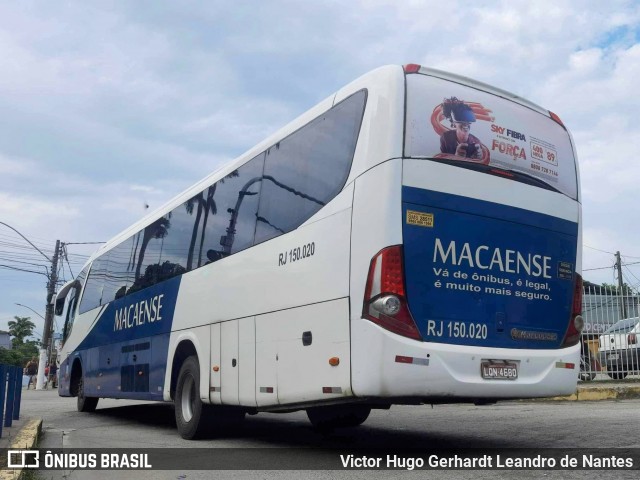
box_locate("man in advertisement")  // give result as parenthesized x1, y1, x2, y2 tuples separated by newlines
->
(439, 97, 486, 161)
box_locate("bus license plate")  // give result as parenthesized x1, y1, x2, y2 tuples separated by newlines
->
(481, 361, 518, 380)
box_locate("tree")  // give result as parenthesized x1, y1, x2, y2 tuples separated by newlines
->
(0, 341, 39, 366)
(185, 170, 240, 270)
(134, 216, 172, 280)
(8, 315, 36, 346)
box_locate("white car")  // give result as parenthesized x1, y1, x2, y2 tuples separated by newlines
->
(598, 317, 640, 379)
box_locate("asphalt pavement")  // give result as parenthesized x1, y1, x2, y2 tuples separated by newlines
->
(2, 379, 640, 479)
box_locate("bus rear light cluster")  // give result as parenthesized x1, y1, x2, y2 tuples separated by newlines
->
(372, 295, 401, 316)
(561, 273, 583, 347)
(362, 246, 421, 340)
(629, 333, 637, 345)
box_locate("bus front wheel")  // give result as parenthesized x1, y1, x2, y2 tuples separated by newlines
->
(306, 405, 371, 430)
(76, 375, 99, 413)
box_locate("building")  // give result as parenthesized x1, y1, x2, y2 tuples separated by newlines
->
(0, 330, 11, 350)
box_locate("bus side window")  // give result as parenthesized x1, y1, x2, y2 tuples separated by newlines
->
(103, 237, 134, 304)
(63, 267, 88, 342)
(62, 287, 79, 343)
(254, 90, 366, 244)
(79, 257, 108, 313)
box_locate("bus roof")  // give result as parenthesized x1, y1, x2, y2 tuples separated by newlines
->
(411, 65, 549, 116)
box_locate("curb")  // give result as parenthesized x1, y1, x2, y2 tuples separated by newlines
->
(548, 385, 640, 401)
(0, 417, 43, 480)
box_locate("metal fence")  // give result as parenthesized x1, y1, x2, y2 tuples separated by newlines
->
(1, 364, 24, 437)
(580, 286, 640, 381)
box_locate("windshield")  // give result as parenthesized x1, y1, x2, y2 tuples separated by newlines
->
(605, 317, 639, 334)
(404, 73, 579, 200)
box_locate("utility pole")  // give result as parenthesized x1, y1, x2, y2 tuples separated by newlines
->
(36, 240, 60, 390)
(615, 251, 627, 320)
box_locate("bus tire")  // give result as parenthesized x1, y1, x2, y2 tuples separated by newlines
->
(307, 405, 371, 430)
(607, 371, 628, 380)
(77, 375, 99, 412)
(175, 355, 208, 439)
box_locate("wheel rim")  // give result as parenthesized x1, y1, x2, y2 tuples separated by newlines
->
(181, 374, 195, 423)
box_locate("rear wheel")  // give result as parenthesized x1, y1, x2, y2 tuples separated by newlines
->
(307, 405, 371, 430)
(76, 375, 99, 412)
(174, 356, 245, 439)
(607, 371, 628, 380)
(175, 356, 207, 439)
(579, 355, 597, 381)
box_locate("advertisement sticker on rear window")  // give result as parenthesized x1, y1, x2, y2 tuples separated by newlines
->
(405, 75, 578, 199)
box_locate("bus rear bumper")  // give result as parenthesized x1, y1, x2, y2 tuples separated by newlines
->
(351, 321, 580, 401)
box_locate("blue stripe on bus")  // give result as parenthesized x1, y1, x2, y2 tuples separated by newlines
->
(402, 186, 578, 237)
(401, 187, 579, 349)
(62, 276, 181, 400)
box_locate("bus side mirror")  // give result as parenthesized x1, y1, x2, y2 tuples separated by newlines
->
(55, 296, 65, 316)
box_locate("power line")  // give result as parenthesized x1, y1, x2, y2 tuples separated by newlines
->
(0, 222, 52, 262)
(622, 265, 640, 289)
(63, 244, 75, 278)
(583, 265, 614, 272)
(584, 245, 615, 254)
(65, 241, 106, 245)
(0, 264, 49, 276)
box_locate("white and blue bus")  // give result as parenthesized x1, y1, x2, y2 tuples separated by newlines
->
(54, 64, 583, 439)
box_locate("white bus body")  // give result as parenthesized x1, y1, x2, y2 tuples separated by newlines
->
(55, 64, 582, 438)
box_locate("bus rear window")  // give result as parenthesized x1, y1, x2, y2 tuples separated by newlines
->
(404, 74, 578, 200)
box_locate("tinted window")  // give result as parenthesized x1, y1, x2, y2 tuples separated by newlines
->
(193, 154, 264, 265)
(158, 201, 192, 273)
(76, 91, 365, 302)
(102, 237, 134, 303)
(128, 217, 171, 294)
(606, 318, 639, 333)
(64, 267, 88, 340)
(255, 90, 366, 244)
(79, 256, 109, 313)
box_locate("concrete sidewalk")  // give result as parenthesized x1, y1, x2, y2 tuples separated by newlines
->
(0, 415, 42, 480)
(554, 379, 640, 401)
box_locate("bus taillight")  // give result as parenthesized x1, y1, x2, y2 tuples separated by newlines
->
(362, 246, 421, 340)
(549, 111, 565, 128)
(561, 273, 583, 347)
(403, 64, 422, 74)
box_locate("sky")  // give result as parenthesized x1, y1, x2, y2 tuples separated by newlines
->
(1, 0, 639, 338)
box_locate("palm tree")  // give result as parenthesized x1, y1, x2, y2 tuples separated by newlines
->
(134, 216, 172, 280)
(196, 185, 217, 268)
(185, 192, 205, 271)
(186, 170, 240, 269)
(8, 316, 36, 346)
